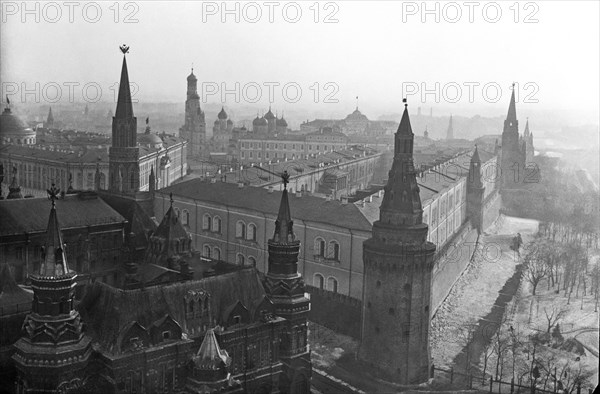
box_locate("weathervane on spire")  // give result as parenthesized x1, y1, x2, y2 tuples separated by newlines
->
(281, 171, 290, 189)
(47, 183, 60, 207)
(119, 44, 130, 54)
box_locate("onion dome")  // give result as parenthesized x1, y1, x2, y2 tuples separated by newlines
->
(217, 107, 228, 120)
(227, 119, 233, 125)
(264, 107, 275, 120)
(252, 116, 262, 126)
(214, 119, 220, 126)
(187, 68, 197, 82)
(278, 116, 288, 127)
(257, 117, 268, 126)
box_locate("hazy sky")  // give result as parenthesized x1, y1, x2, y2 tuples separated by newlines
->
(1, 1, 599, 123)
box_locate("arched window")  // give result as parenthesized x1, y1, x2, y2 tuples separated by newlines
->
(247, 223, 257, 241)
(236, 253, 245, 266)
(213, 247, 221, 261)
(313, 274, 324, 289)
(236, 221, 246, 239)
(248, 256, 256, 267)
(203, 214, 211, 231)
(203, 245, 211, 258)
(328, 241, 340, 261)
(182, 210, 189, 226)
(327, 277, 338, 293)
(174, 208, 180, 218)
(314, 237, 326, 257)
(213, 216, 222, 233)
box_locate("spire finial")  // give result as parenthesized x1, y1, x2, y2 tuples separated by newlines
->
(403, 97, 408, 108)
(169, 192, 174, 207)
(191, 62, 194, 73)
(47, 183, 60, 208)
(119, 44, 130, 54)
(356, 95, 359, 110)
(281, 171, 290, 189)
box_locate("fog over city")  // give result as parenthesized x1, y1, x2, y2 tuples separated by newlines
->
(0, 2, 598, 393)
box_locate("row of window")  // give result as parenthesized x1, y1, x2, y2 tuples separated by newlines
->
(202, 245, 257, 267)
(313, 274, 338, 293)
(313, 238, 340, 261)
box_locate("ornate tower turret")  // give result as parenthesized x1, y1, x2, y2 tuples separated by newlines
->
(13, 185, 91, 393)
(467, 145, 485, 233)
(358, 99, 436, 384)
(109, 45, 140, 194)
(264, 171, 311, 393)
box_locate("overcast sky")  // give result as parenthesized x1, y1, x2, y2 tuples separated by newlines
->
(1, 1, 599, 123)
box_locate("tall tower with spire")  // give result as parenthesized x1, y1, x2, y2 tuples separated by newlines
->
(46, 107, 54, 128)
(524, 118, 534, 163)
(13, 185, 91, 393)
(500, 84, 522, 189)
(109, 45, 140, 194)
(467, 146, 485, 233)
(264, 171, 312, 393)
(358, 99, 436, 384)
(446, 115, 454, 140)
(180, 67, 206, 157)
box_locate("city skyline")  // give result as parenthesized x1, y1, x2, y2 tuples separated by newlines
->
(1, 1, 599, 125)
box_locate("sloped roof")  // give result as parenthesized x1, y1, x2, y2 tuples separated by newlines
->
(79, 268, 266, 353)
(0, 263, 33, 311)
(0, 194, 125, 237)
(160, 181, 372, 232)
(194, 329, 230, 370)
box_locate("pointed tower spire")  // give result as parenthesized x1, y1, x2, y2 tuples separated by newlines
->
(109, 45, 139, 193)
(264, 171, 311, 391)
(359, 98, 436, 383)
(506, 83, 517, 127)
(149, 166, 156, 195)
(272, 171, 294, 243)
(47, 107, 54, 127)
(524, 117, 530, 136)
(39, 184, 70, 277)
(115, 52, 134, 119)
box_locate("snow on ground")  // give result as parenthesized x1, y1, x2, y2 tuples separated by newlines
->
(309, 322, 359, 370)
(505, 261, 600, 389)
(431, 215, 540, 368)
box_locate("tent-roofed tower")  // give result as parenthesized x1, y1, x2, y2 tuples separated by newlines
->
(13, 185, 91, 393)
(109, 45, 140, 193)
(358, 99, 436, 384)
(500, 84, 523, 189)
(264, 171, 311, 393)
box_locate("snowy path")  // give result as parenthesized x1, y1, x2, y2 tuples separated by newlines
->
(430, 216, 539, 370)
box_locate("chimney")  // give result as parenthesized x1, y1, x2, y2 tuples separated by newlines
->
(238, 182, 244, 188)
(341, 196, 348, 205)
(367, 195, 372, 203)
(359, 199, 365, 207)
(378, 189, 383, 198)
(325, 195, 331, 202)
(268, 186, 274, 193)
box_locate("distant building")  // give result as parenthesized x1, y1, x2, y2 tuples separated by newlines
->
(179, 68, 206, 158)
(238, 127, 349, 163)
(446, 114, 454, 140)
(0, 104, 36, 146)
(299, 108, 396, 136)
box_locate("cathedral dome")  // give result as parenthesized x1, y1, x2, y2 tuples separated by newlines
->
(278, 117, 288, 127)
(257, 117, 268, 126)
(252, 116, 262, 126)
(138, 132, 163, 149)
(187, 70, 197, 82)
(0, 107, 36, 145)
(217, 107, 228, 120)
(264, 108, 275, 120)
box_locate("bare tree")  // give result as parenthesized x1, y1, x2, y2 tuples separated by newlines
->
(543, 306, 567, 333)
(524, 245, 548, 296)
